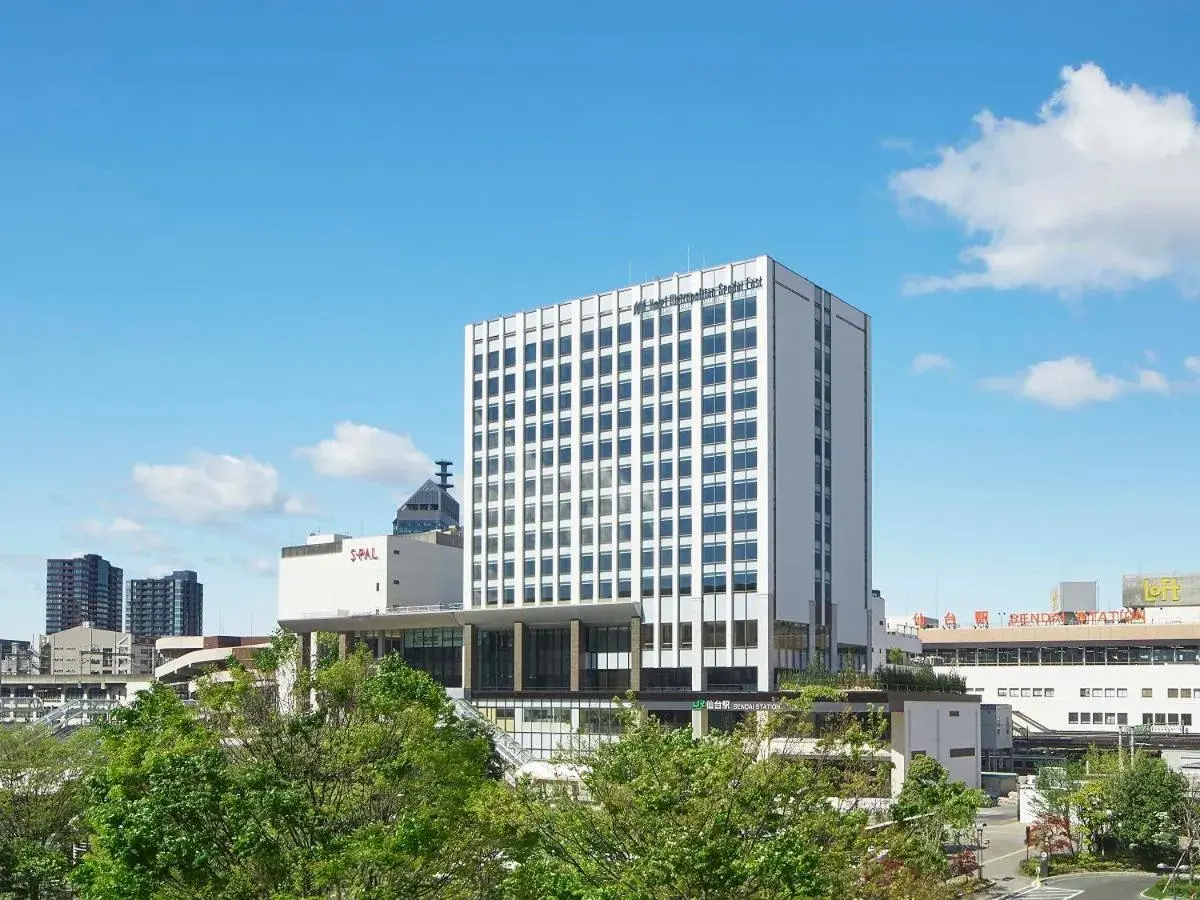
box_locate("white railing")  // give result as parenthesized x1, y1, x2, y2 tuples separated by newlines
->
(452, 697, 534, 770)
(287, 603, 464, 621)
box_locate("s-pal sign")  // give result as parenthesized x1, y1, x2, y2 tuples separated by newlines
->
(633, 276, 764, 315)
(348, 547, 379, 562)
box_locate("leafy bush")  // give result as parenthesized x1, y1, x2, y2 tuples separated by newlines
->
(778, 665, 967, 694)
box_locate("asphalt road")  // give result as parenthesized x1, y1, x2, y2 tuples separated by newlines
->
(999, 873, 1157, 899)
(977, 804, 1035, 893)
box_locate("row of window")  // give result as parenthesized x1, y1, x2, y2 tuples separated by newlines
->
(478, 541, 759, 577)
(472, 299, 761, 374)
(476, 410, 759, 450)
(473, 331, 758, 398)
(639, 620, 759, 650)
(474, 497, 760, 530)
(1068, 711, 1196, 728)
(995, 687, 1058, 698)
(472, 367, 759, 428)
(472, 436, 762, 479)
(472, 570, 761, 605)
(933, 646, 1200, 666)
(1082, 687, 1200, 699)
(473, 473, 758, 506)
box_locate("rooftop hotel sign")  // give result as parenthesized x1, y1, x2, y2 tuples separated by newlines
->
(633, 276, 763, 315)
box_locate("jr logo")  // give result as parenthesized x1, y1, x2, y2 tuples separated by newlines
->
(1144, 577, 1182, 604)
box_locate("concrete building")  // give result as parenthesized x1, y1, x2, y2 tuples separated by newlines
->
(40, 624, 155, 677)
(278, 531, 463, 623)
(45, 553, 123, 634)
(155, 635, 272, 699)
(0, 674, 149, 726)
(922, 578, 1200, 737)
(126, 570, 204, 637)
(462, 256, 872, 689)
(0, 638, 35, 676)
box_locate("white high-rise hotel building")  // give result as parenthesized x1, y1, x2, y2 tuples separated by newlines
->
(464, 255, 871, 692)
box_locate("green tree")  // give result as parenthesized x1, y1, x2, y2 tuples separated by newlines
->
(885, 648, 907, 666)
(0, 725, 96, 899)
(1105, 753, 1187, 866)
(893, 755, 986, 833)
(1030, 765, 1080, 855)
(74, 635, 510, 899)
(498, 702, 951, 899)
(890, 755, 987, 876)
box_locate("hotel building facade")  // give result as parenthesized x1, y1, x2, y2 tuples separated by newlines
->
(462, 255, 871, 692)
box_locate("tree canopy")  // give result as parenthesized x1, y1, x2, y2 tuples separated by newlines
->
(0, 633, 981, 899)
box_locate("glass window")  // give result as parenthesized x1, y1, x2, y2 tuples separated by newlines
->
(732, 326, 757, 351)
(732, 295, 756, 321)
(618, 322, 632, 344)
(732, 359, 757, 381)
(733, 620, 758, 649)
(702, 304, 726, 327)
(702, 621, 727, 648)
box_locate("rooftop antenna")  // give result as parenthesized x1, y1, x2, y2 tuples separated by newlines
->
(435, 460, 454, 492)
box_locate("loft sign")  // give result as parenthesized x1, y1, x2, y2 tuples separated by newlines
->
(633, 276, 763, 315)
(348, 547, 378, 562)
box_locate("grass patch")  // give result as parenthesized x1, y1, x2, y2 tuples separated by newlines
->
(1018, 853, 1135, 878)
(1146, 877, 1200, 898)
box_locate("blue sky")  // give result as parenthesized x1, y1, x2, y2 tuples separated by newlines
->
(4, 1, 1200, 639)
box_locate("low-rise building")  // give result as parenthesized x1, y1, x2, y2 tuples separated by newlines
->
(0, 673, 149, 725)
(40, 624, 155, 676)
(155, 635, 272, 698)
(922, 582, 1200, 737)
(0, 638, 35, 675)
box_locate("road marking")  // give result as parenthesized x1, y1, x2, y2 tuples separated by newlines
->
(1005, 888, 1083, 899)
(986, 846, 1034, 866)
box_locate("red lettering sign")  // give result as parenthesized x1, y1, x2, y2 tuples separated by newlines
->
(974, 610, 990, 627)
(1004, 608, 1147, 627)
(349, 547, 378, 562)
(944, 612, 958, 629)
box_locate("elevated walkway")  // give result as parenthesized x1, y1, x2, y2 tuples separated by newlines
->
(452, 697, 534, 771)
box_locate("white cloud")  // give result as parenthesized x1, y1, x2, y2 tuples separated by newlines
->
(245, 557, 276, 578)
(1185, 355, 1200, 375)
(911, 353, 952, 374)
(982, 355, 1171, 408)
(74, 517, 166, 552)
(296, 422, 432, 486)
(132, 453, 306, 523)
(892, 63, 1200, 296)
